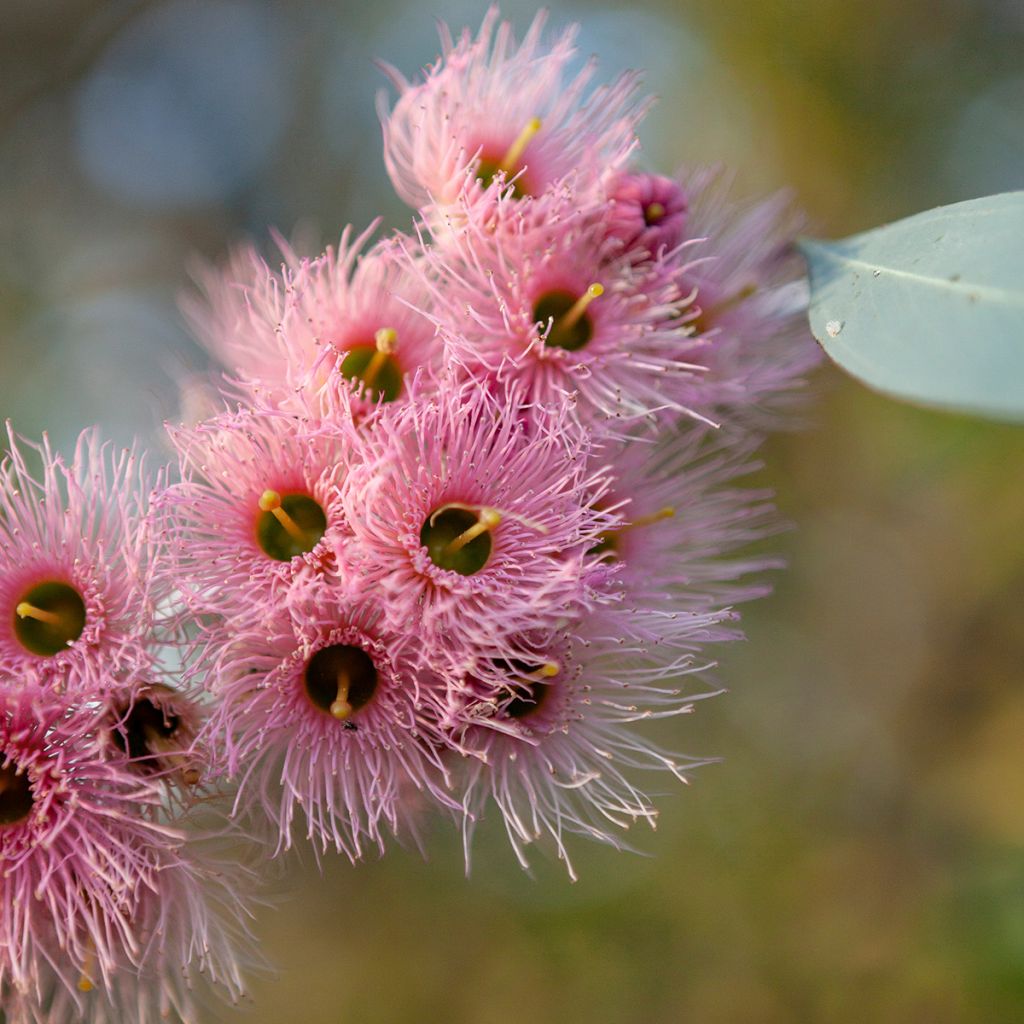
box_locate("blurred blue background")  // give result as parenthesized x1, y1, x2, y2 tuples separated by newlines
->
(2, 1, 1023, 1021)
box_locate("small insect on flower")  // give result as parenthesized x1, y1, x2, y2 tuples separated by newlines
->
(198, 595, 456, 861)
(378, 7, 648, 224)
(341, 374, 618, 671)
(0, 425, 159, 696)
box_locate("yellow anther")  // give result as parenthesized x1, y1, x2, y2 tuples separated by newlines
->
(645, 201, 666, 222)
(15, 602, 61, 626)
(443, 507, 502, 557)
(627, 507, 675, 530)
(539, 661, 560, 678)
(374, 327, 398, 354)
(78, 942, 96, 993)
(500, 117, 542, 174)
(330, 670, 353, 720)
(560, 283, 605, 332)
(258, 490, 306, 543)
(258, 489, 282, 512)
(362, 328, 398, 390)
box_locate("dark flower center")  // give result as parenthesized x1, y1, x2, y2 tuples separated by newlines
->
(534, 286, 602, 352)
(420, 507, 495, 576)
(304, 644, 378, 721)
(110, 698, 179, 763)
(110, 692, 200, 785)
(256, 492, 327, 562)
(504, 681, 550, 719)
(474, 118, 540, 199)
(13, 581, 86, 656)
(0, 763, 33, 827)
(476, 156, 528, 199)
(643, 200, 667, 226)
(589, 531, 618, 558)
(339, 344, 403, 402)
(492, 659, 555, 720)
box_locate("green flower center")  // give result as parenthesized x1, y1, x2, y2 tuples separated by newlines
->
(256, 491, 327, 562)
(534, 284, 604, 352)
(420, 506, 498, 576)
(0, 763, 33, 827)
(338, 344, 403, 403)
(13, 581, 86, 656)
(476, 156, 528, 199)
(304, 644, 378, 721)
(475, 117, 541, 199)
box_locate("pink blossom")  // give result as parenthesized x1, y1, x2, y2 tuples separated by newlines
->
(0, 685, 181, 1004)
(198, 596, 455, 860)
(0, 426, 159, 696)
(605, 171, 689, 259)
(2, 826, 262, 1024)
(594, 426, 783, 616)
(447, 607, 737, 879)
(160, 407, 355, 620)
(101, 679, 206, 799)
(406, 199, 708, 425)
(662, 166, 821, 426)
(378, 7, 647, 222)
(184, 227, 442, 419)
(340, 375, 617, 671)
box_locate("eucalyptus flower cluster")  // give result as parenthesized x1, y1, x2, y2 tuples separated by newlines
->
(0, 9, 817, 1022)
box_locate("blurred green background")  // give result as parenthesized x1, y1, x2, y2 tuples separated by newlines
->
(2, 1, 1023, 1021)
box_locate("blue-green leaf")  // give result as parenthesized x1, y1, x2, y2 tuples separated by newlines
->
(799, 192, 1024, 420)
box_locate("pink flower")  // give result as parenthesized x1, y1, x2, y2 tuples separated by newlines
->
(447, 607, 736, 879)
(184, 227, 442, 419)
(199, 596, 455, 860)
(160, 407, 355, 620)
(605, 171, 689, 259)
(661, 166, 821, 426)
(407, 199, 707, 425)
(0, 426, 159, 696)
(101, 679, 206, 798)
(594, 426, 782, 616)
(0, 685, 180, 1004)
(378, 7, 647, 221)
(287, 233, 443, 417)
(182, 238, 289, 391)
(2, 823, 262, 1024)
(341, 375, 616, 671)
